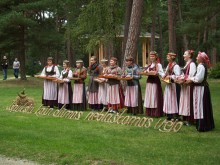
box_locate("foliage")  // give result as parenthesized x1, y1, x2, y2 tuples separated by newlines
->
(0, 0, 220, 76)
(209, 63, 220, 79)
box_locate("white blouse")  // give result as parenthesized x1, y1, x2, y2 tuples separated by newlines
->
(163, 63, 181, 80)
(190, 64, 205, 83)
(60, 69, 73, 82)
(41, 65, 60, 78)
(183, 60, 197, 78)
(146, 63, 164, 77)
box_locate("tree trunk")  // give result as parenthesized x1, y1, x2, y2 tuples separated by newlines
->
(197, 32, 201, 50)
(66, 28, 73, 66)
(157, 14, 164, 66)
(172, 0, 177, 54)
(121, 0, 133, 66)
(150, 0, 157, 51)
(211, 14, 217, 66)
(124, 0, 144, 61)
(177, 0, 188, 50)
(168, 0, 174, 52)
(19, 25, 27, 80)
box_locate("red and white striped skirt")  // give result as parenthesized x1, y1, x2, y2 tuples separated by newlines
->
(124, 85, 138, 107)
(98, 83, 109, 105)
(163, 83, 178, 114)
(107, 84, 120, 104)
(179, 85, 190, 116)
(88, 92, 99, 104)
(144, 83, 158, 108)
(193, 86, 204, 119)
(58, 83, 70, 104)
(72, 84, 84, 103)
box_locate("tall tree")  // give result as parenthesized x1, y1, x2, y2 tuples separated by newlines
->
(150, 0, 158, 51)
(168, 0, 174, 52)
(124, 0, 144, 60)
(177, 0, 188, 50)
(121, 0, 133, 66)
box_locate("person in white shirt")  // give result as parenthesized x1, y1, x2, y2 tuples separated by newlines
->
(177, 50, 197, 125)
(40, 57, 60, 108)
(57, 60, 73, 109)
(143, 51, 164, 117)
(162, 52, 181, 120)
(186, 52, 215, 132)
(13, 58, 20, 79)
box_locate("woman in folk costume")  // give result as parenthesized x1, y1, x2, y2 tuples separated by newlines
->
(162, 52, 181, 120)
(41, 57, 60, 108)
(143, 51, 164, 117)
(88, 56, 103, 111)
(178, 50, 196, 125)
(97, 59, 109, 109)
(186, 52, 215, 132)
(124, 56, 143, 115)
(105, 57, 124, 113)
(57, 60, 73, 109)
(72, 59, 87, 111)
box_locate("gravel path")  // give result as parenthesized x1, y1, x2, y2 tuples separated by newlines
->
(0, 155, 39, 165)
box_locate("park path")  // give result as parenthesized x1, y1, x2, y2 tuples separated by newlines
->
(0, 155, 39, 165)
(0, 76, 31, 81)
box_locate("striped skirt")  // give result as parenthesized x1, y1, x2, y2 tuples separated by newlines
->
(124, 85, 138, 107)
(144, 83, 158, 108)
(107, 84, 124, 109)
(163, 83, 179, 114)
(179, 85, 191, 116)
(193, 86, 204, 119)
(193, 85, 215, 131)
(88, 92, 99, 104)
(73, 84, 84, 103)
(98, 83, 109, 105)
(58, 83, 72, 104)
(107, 84, 120, 104)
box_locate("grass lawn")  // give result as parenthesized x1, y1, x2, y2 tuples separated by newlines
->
(0, 71, 220, 165)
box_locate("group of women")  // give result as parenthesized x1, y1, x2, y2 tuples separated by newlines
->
(40, 50, 215, 132)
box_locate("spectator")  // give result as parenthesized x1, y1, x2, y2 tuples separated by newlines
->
(1, 56, 8, 80)
(13, 58, 20, 79)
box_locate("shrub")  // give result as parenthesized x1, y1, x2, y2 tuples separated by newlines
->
(209, 63, 220, 79)
(26, 62, 43, 77)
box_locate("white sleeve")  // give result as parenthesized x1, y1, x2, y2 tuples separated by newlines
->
(40, 67, 46, 76)
(157, 63, 164, 77)
(188, 62, 197, 78)
(59, 71, 63, 79)
(190, 64, 205, 83)
(63, 70, 73, 82)
(171, 65, 181, 80)
(54, 66, 60, 78)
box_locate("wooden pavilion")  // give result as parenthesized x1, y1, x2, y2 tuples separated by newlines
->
(88, 32, 159, 67)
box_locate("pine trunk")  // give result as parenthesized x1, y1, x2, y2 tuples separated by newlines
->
(19, 8, 27, 81)
(158, 14, 164, 66)
(150, 0, 157, 51)
(121, 0, 133, 66)
(124, 0, 144, 60)
(67, 28, 73, 66)
(177, 0, 188, 50)
(168, 0, 174, 52)
(211, 14, 217, 66)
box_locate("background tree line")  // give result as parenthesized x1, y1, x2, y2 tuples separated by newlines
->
(0, 0, 219, 80)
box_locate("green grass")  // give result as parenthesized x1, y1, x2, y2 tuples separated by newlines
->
(0, 76, 220, 165)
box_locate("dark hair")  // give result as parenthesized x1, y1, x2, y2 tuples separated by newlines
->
(91, 56, 97, 61)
